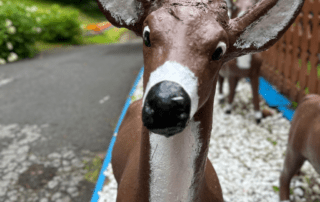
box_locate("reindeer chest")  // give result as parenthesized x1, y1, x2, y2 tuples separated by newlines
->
(149, 120, 202, 202)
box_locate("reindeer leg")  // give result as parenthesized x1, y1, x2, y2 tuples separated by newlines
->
(226, 76, 239, 114)
(250, 74, 262, 124)
(279, 147, 306, 202)
(218, 75, 225, 104)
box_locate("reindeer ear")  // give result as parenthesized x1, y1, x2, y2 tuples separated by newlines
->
(95, 0, 154, 36)
(224, 0, 305, 61)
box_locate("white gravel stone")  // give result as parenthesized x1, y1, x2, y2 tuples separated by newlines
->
(71, 158, 84, 168)
(66, 187, 77, 195)
(312, 184, 320, 194)
(0, 187, 7, 197)
(9, 194, 17, 201)
(28, 154, 37, 161)
(62, 160, 69, 166)
(62, 151, 75, 159)
(61, 196, 71, 202)
(51, 192, 62, 201)
(48, 153, 61, 159)
(52, 159, 61, 167)
(63, 166, 72, 172)
(16, 145, 30, 155)
(293, 187, 304, 196)
(39, 198, 49, 202)
(48, 180, 59, 189)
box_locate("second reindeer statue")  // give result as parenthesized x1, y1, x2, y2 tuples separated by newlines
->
(218, 0, 263, 124)
(280, 94, 320, 202)
(95, 0, 305, 201)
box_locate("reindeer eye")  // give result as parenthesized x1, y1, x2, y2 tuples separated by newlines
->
(143, 26, 151, 47)
(212, 41, 227, 61)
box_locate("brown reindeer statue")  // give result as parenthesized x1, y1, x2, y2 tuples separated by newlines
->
(95, 0, 305, 201)
(218, 0, 263, 124)
(280, 94, 320, 202)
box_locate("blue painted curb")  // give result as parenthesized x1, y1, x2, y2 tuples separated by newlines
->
(246, 77, 295, 121)
(90, 67, 144, 202)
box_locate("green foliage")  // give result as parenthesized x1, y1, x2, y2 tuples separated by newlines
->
(305, 87, 309, 95)
(296, 81, 301, 90)
(0, 1, 83, 63)
(307, 61, 311, 75)
(298, 59, 302, 68)
(37, 4, 83, 44)
(0, 0, 42, 63)
(291, 101, 298, 109)
(267, 137, 277, 146)
(272, 186, 279, 192)
(83, 28, 128, 45)
(83, 156, 103, 183)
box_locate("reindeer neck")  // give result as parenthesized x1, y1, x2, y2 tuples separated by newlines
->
(138, 91, 215, 202)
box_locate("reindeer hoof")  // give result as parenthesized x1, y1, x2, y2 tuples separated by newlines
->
(225, 110, 231, 114)
(256, 118, 261, 124)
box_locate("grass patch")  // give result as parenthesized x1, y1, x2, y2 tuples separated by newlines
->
(82, 28, 128, 45)
(272, 186, 279, 192)
(267, 137, 277, 146)
(83, 156, 103, 184)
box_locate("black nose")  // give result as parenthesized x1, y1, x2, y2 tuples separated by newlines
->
(142, 81, 191, 137)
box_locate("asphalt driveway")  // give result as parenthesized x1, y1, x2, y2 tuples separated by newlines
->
(0, 41, 143, 202)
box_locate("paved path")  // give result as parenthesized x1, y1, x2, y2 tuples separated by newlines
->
(0, 42, 143, 202)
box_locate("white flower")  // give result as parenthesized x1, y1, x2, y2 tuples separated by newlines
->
(26, 13, 31, 17)
(6, 42, 13, 50)
(7, 52, 18, 62)
(0, 1, 3, 6)
(7, 26, 16, 34)
(5, 19, 12, 27)
(32, 27, 42, 33)
(36, 17, 41, 23)
(26, 6, 37, 12)
(0, 58, 6, 65)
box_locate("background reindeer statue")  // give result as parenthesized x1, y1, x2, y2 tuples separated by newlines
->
(218, 0, 263, 124)
(280, 94, 320, 202)
(95, 0, 305, 201)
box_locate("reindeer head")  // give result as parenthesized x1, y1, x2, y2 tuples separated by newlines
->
(96, 0, 304, 137)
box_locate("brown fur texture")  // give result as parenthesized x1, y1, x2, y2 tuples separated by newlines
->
(279, 94, 320, 201)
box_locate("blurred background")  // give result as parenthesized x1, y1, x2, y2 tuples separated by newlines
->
(0, 0, 140, 63)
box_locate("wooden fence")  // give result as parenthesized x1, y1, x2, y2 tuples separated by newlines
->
(260, 0, 320, 104)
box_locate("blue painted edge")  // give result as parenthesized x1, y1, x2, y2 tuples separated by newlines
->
(246, 77, 295, 121)
(90, 67, 144, 202)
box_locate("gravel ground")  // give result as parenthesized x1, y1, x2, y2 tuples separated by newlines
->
(98, 77, 320, 202)
(0, 122, 104, 202)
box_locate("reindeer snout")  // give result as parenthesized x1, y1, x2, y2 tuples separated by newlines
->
(142, 81, 191, 137)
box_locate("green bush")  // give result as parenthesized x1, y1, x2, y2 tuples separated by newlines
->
(37, 4, 83, 44)
(0, 1, 42, 63)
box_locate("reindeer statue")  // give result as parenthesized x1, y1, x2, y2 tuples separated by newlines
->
(218, 0, 263, 124)
(95, 0, 305, 201)
(280, 94, 320, 202)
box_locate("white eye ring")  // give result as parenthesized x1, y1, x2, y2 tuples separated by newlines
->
(211, 41, 227, 61)
(143, 26, 150, 37)
(216, 41, 227, 55)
